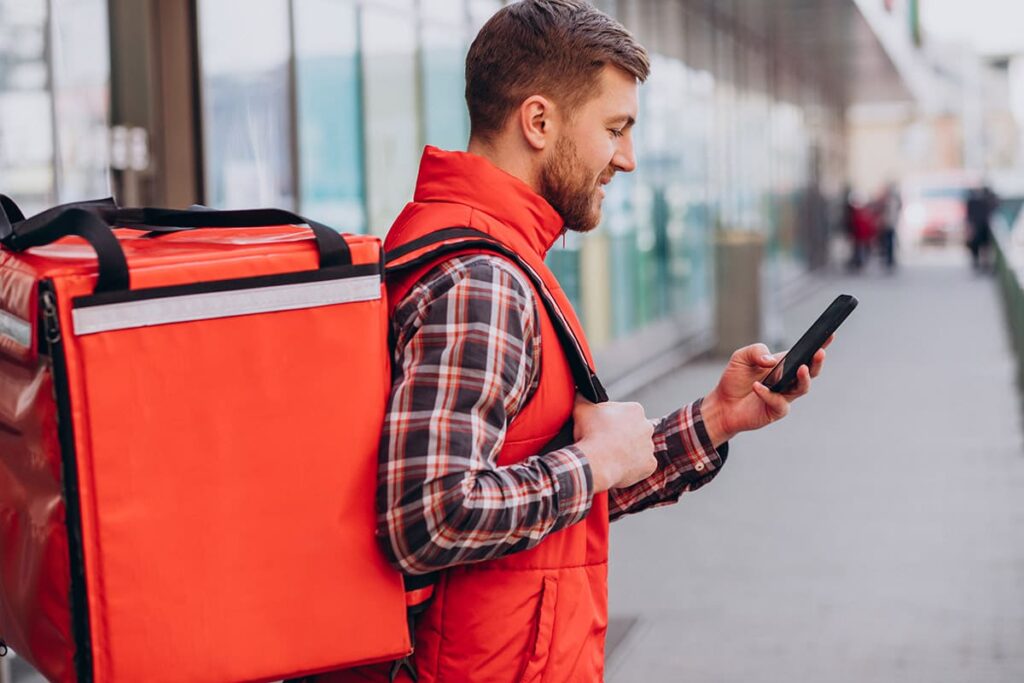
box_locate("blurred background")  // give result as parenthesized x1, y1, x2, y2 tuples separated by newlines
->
(5, 0, 1024, 384)
(3, 0, 1024, 681)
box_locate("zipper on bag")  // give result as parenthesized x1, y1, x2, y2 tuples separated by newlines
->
(40, 280, 94, 682)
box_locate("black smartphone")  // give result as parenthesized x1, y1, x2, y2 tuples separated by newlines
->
(763, 294, 858, 393)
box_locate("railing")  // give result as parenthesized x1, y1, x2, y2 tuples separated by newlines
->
(993, 221, 1024, 390)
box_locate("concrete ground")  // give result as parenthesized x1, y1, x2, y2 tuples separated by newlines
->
(606, 247, 1024, 682)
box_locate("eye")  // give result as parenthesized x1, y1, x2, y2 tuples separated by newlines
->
(608, 128, 623, 139)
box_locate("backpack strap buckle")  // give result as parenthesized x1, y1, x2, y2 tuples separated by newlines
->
(389, 654, 418, 682)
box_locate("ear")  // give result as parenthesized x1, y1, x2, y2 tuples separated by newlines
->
(518, 95, 556, 151)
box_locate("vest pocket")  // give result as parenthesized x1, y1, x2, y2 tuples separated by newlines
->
(518, 575, 559, 683)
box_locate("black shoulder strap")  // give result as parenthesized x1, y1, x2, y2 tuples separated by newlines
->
(386, 227, 605, 641)
(385, 227, 607, 405)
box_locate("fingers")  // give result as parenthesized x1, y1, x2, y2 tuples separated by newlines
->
(752, 381, 791, 419)
(783, 364, 813, 399)
(809, 348, 826, 378)
(821, 333, 836, 350)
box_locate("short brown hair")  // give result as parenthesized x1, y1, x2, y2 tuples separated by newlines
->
(465, 0, 650, 142)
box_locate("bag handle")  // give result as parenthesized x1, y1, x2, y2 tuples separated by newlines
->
(0, 195, 119, 243)
(14, 207, 133, 292)
(1, 200, 352, 294)
(385, 227, 608, 405)
(96, 206, 352, 268)
(0, 194, 26, 238)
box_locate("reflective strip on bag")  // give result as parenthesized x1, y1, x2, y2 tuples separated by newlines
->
(0, 309, 31, 348)
(72, 274, 381, 336)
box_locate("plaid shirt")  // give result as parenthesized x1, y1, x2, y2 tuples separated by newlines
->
(378, 254, 727, 575)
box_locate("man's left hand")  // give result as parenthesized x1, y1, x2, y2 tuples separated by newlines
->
(700, 337, 831, 447)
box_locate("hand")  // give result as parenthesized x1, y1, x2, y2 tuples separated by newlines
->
(572, 395, 656, 492)
(701, 337, 831, 446)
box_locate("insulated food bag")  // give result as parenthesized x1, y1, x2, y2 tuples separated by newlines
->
(0, 198, 410, 682)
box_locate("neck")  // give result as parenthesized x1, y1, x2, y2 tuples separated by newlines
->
(467, 136, 542, 195)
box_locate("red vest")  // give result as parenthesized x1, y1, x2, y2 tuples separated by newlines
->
(323, 147, 609, 682)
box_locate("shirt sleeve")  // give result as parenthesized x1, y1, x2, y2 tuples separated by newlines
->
(607, 398, 729, 521)
(378, 255, 594, 575)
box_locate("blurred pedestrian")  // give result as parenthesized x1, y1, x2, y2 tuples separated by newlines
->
(845, 191, 877, 272)
(876, 182, 900, 271)
(966, 185, 997, 272)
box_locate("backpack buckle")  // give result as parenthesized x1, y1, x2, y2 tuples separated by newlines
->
(388, 654, 418, 682)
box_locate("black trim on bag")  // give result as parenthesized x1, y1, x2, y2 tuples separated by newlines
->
(40, 280, 95, 682)
(403, 572, 439, 594)
(72, 262, 381, 309)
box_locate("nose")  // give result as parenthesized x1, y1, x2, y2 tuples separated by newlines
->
(613, 136, 636, 173)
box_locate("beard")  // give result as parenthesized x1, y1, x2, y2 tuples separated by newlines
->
(539, 136, 606, 234)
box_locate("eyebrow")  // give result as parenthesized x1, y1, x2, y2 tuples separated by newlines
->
(607, 115, 636, 129)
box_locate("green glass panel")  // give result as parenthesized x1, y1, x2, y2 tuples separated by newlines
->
(294, 0, 366, 232)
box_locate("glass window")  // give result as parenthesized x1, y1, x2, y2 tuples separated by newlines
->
(601, 168, 640, 339)
(420, 15, 470, 151)
(577, 51, 719, 349)
(50, 0, 111, 203)
(421, 0, 465, 24)
(469, 0, 501, 32)
(293, 0, 366, 232)
(360, 5, 419, 235)
(678, 65, 715, 321)
(198, 0, 294, 209)
(0, 0, 55, 215)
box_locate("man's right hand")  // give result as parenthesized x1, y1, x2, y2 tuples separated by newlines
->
(572, 395, 657, 492)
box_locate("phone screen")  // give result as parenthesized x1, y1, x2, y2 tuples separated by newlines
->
(763, 294, 858, 392)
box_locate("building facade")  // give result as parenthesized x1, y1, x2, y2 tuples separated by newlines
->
(0, 0, 913, 386)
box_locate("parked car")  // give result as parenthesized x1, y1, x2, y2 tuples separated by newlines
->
(898, 173, 982, 246)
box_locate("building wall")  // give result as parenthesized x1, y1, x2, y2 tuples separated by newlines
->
(847, 105, 970, 198)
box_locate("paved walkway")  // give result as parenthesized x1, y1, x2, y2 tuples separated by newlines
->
(607, 248, 1024, 682)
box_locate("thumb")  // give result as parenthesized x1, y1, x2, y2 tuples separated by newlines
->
(758, 349, 787, 367)
(736, 343, 774, 367)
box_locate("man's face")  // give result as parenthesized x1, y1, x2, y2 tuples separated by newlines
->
(540, 65, 639, 233)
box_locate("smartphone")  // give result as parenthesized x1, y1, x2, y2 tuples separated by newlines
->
(763, 294, 858, 393)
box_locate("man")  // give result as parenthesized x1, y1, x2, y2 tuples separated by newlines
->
(966, 185, 997, 272)
(329, 2, 826, 681)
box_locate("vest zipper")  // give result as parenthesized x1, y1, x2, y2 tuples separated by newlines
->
(40, 281, 94, 682)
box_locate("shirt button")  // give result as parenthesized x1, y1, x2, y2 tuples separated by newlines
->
(695, 462, 705, 471)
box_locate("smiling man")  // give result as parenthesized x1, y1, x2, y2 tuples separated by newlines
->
(329, 2, 825, 681)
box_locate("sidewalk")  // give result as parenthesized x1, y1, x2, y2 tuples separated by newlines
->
(606, 248, 1024, 682)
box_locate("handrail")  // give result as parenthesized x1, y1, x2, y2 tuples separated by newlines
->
(992, 221, 1024, 390)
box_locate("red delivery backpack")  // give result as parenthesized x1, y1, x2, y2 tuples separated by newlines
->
(0, 197, 411, 682)
(0, 197, 606, 683)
